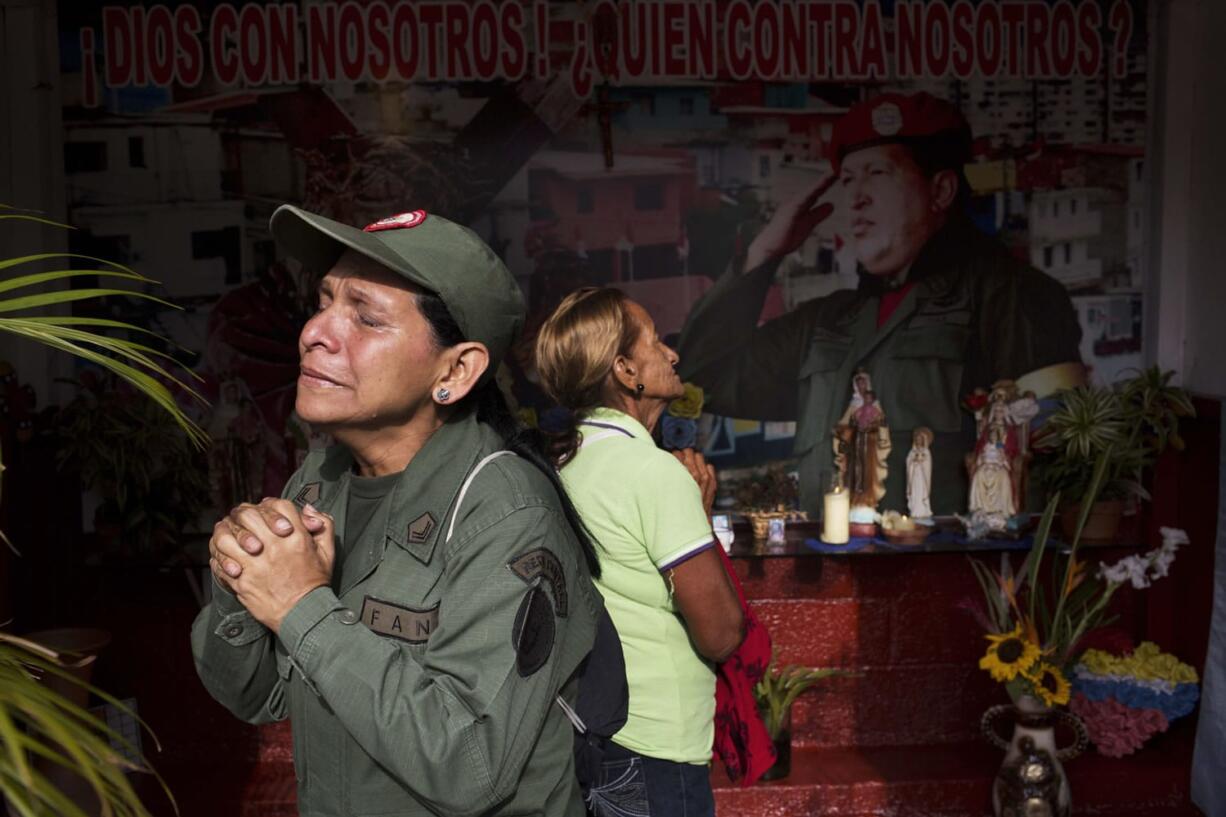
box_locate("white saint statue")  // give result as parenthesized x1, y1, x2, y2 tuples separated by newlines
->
(969, 427, 1017, 517)
(906, 426, 934, 521)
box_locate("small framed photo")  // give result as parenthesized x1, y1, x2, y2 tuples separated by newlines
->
(767, 517, 787, 545)
(712, 514, 734, 552)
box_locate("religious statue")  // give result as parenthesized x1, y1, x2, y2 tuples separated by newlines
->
(836, 369, 873, 426)
(969, 426, 1016, 517)
(906, 426, 934, 521)
(833, 370, 891, 511)
(965, 380, 1040, 516)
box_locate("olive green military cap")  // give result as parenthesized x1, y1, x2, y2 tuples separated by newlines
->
(270, 205, 525, 381)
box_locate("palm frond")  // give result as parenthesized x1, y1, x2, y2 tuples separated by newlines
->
(0, 214, 76, 230)
(0, 637, 176, 817)
(2, 321, 207, 448)
(0, 287, 178, 315)
(0, 268, 155, 296)
(1, 206, 199, 815)
(0, 252, 139, 276)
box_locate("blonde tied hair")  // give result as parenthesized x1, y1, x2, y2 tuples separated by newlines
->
(534, 287, 638, 410)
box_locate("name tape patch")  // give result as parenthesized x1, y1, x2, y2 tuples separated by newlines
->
(507, 548, 568, 617)
(360, 596, 439, 644)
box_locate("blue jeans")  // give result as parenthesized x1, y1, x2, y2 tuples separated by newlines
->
(586, 741, 715, 817)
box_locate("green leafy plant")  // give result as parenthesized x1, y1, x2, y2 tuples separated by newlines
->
(1, 204, 205, 815)
(1034, 367, 1194, 503)
(753, 652, 854, 740)
(55, 373, 210, 562)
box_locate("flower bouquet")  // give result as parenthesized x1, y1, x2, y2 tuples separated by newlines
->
(968, 451, 1189, 816)
(969, 457, 1182, 708)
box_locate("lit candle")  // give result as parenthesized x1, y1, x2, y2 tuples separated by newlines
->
(823, 486, 850, 544)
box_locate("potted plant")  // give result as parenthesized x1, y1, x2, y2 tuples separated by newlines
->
(1033, 367, 1193, 541)
(1, 204, 206, 815)
(734, 464, 802, 541)
(752, 652, 853, 781)
(55, 372, 210, 563)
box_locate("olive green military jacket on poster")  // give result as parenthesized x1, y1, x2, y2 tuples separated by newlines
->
(678, 218, 1083, 516)
(191, 410, 599, 817)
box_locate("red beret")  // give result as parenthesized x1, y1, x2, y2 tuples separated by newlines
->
(830, 92, 971, 172)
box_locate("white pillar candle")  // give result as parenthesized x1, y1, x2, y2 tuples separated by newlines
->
(822, 487, 850, 544)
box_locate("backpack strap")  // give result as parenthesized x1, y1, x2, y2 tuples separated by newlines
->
(555, 693, 587, 733)
(445, 450, 516, 544)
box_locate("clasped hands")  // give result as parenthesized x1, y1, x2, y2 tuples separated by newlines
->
(672, 448, 717, 517)
(209, 499, 336, 634)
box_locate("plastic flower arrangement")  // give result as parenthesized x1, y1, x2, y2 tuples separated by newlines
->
(968, 456, 1183, 710)
(1069, 641, 1200, 757)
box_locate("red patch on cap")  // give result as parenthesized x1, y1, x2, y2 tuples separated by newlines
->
(363, 210, 427, 232)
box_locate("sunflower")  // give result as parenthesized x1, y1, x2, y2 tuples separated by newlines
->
(979, 623, 1041, 682)
(1025, 662, 1072, 707)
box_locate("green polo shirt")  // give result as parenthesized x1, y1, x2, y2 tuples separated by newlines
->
(559, 407, 716, 764)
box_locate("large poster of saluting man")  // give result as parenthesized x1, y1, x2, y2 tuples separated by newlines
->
(54, 0, 1150, 515)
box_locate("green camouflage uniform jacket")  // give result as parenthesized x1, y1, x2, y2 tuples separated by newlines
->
(192, 409, 598, 816)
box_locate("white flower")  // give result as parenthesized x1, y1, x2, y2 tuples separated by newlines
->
(1099, 530, 1186, 587)
(1118, 555, 1152, 589)
(1150, 548, 1177, 578)
(1098, 559, 1132, 585)
(1099, 552, 1153, 585)
(1160, 527, 1189, 549)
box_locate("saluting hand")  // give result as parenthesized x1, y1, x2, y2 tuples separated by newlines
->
(672, 448, 718, 516)
(744, 174, 837, 274)
(208, 499, 335, 633)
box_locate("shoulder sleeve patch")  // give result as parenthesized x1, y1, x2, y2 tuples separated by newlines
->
(511, 585, 555, 677)
(507, 548, 568, 617)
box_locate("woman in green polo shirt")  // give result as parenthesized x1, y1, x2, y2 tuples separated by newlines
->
(535, 287, 744, 817)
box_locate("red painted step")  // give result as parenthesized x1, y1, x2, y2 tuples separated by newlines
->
(712, 719, 1201, 817)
